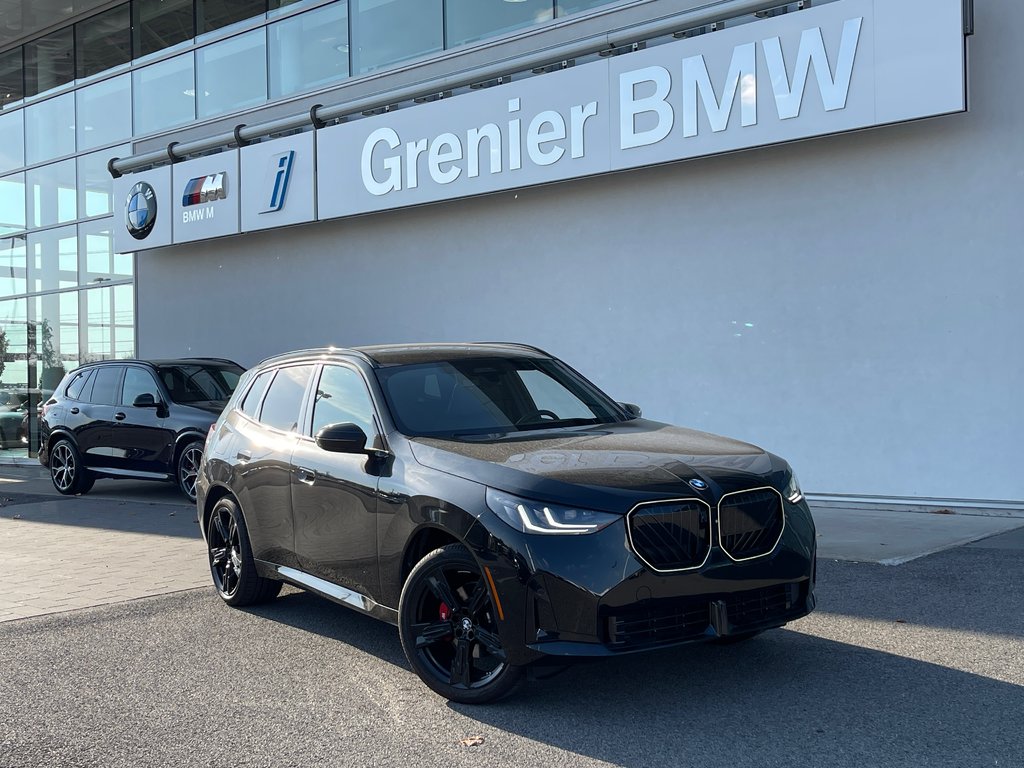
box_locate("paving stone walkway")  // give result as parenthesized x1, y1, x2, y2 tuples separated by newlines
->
(0, 468, 209, 622)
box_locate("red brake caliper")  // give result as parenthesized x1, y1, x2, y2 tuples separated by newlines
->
(439, 602, 451, 621)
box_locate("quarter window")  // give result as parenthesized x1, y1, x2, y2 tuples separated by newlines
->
(311, 365, 377, 440)
(65, 370, 93, 400)
(259, 365, 313, 432)
(240, 369, 272, 417)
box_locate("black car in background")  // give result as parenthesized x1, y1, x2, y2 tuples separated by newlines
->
(197, 343, 816, 703)
(39, 358, 244, 500)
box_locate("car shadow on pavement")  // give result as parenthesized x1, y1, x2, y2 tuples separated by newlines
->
(0, 494, 200, 539)
(243, 588, 410, 669)
(453, 627, 1023, 767)
(812, 554, 1024, 639)
(238, 585, 1022, 767)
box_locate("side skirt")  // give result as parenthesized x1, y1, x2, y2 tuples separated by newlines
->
(260, 560, 399, 625)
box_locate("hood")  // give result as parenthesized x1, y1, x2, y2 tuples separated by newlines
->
(408, 418, 786, 513)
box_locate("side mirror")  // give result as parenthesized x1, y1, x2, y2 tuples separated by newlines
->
(619, 402, 642, 419)
(315, 422, 368, 454)
(133, 393, 160, 408)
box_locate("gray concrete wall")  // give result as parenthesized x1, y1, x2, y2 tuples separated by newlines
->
(138, 2, 1022, 503)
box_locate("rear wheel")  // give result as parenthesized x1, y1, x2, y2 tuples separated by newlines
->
(206, 497, 281, 606)
(399, 544, 523, 704)
(176, 440, 204, 502)
(49, 439, 94, 495)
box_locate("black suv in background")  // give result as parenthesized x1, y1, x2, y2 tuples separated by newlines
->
(40, 358, 244, 500)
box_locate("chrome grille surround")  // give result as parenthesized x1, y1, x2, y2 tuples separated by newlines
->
(716, 486, 786, 562)
(626, 497, 713, 573)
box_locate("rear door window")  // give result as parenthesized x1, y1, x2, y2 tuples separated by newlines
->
(88, 366, 124, 406)
(259, 365, 314, 433)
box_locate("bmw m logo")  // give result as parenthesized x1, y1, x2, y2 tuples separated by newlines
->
(182, 172, 227, 206)
(125, 182, 157, 241)
(689, 479, 708, 491)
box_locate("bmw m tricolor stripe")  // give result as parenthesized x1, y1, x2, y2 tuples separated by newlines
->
(182, 173, 227, 206)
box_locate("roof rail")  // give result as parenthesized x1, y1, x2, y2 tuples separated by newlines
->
(479, 342, 553, 357)
(254, 346, 377, 368)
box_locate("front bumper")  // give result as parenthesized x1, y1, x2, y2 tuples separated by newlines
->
(472, 499, 816, 663)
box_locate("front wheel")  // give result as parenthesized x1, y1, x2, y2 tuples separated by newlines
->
(399, 544, 524, 704)
(176, 440, 204, 502)
(206, 497, 281, 606)
(49, 439, 94, 495)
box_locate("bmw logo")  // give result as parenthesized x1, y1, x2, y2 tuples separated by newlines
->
(125, 182, 157, 241)
(689, 479, 708, 491)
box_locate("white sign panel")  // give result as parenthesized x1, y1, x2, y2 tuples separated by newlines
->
(111, 0, 965, 248)
(240, 132, 316, 232)
(317, 62, 611, 219)
(112, 164, 173, 253)
(317, 0, 965, 220)
(171, 151, 241, 243)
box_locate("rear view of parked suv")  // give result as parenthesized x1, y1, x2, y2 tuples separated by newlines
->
(40, 358, 244, 500)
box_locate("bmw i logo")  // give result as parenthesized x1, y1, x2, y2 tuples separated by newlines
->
(689, 479, 708, 491)
(125, 181, 157, 240)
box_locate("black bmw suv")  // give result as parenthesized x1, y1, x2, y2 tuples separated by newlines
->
(198, 344, 816, 703)
(40, 358, 244, 500)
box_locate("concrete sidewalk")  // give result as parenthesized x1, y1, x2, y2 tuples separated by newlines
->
(1, 464, 1022, 623)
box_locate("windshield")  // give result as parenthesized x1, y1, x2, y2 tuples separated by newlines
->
(156, 364, 243, 404)
(375, 356, 624, 438)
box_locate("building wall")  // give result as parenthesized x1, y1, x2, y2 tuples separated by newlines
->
(138, 3, 1023, 503)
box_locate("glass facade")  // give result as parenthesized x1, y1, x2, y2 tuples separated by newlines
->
(24, 28, 75, 97)
(75, 5, 133, 79)
(196, 30, 268, 119)
(268, 3, 348, 100)
(0, 0, 620, 457)
(133, 52, 196, 136)
(76, 74, 133, 152)
(352, 0, 444, 74)
(446, 0, 554, 48)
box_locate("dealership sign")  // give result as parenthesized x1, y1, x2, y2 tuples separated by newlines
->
(113, 0, 966, 251)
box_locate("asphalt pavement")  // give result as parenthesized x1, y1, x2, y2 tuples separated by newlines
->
(0, 464, 1022, 767)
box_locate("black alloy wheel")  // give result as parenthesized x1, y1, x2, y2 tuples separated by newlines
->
(206, 497, 281, 606)
(399, 544, 523, 704)
(176, 440, 204, 502)
(49, 439, 94, 495)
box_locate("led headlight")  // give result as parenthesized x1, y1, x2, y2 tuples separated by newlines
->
(784, 471, 804, 503)
(485, 488, 618, 535)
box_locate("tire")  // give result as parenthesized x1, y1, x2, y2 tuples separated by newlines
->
(49, 438, 94, 496)
(176, 440, 204, 503)
(399, 544, 524, 704)
(206, 497, 281, 607)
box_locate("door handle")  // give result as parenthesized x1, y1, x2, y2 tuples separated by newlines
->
(70, 407, 79, 414)
(114, 412, 126, 421)
(295, 467, 316, 485)
(236, 450, 251, 462)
